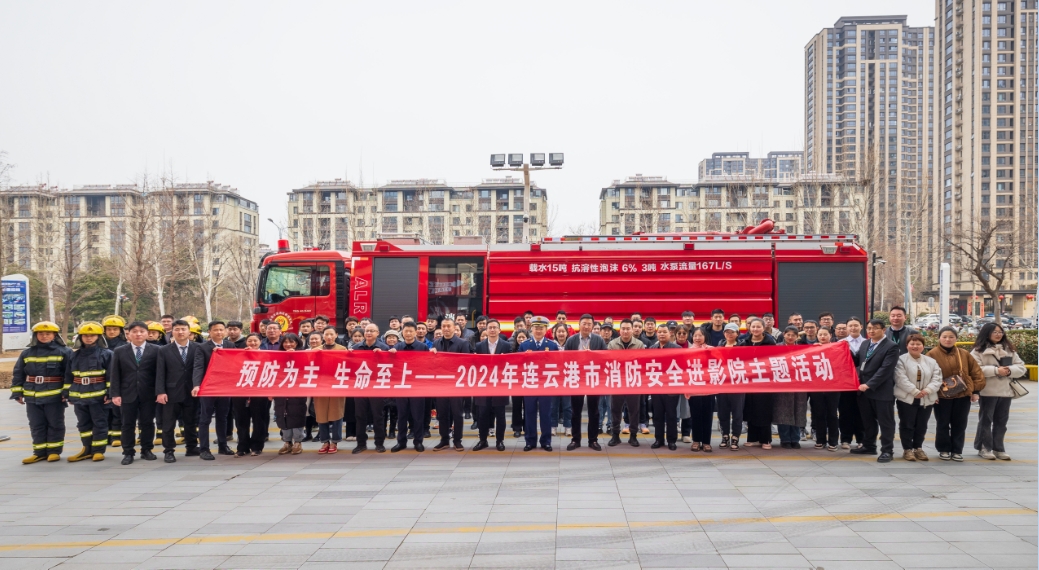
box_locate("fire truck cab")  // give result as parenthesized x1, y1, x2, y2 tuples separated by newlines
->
(253, 224, 869, 334)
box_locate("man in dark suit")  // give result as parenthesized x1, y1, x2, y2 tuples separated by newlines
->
(194, 320, 235, 460)
(108, 321, 161, 465)
(390, 321, 429, 453)
(851, 318, 899, 462)
(473, 319, 511, 452)
(155, 319, 205, 463)
(432, 317, 472, 452)
(564, 313, 608, 451)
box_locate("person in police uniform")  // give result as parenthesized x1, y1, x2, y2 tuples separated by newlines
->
(518, 316, 559, 452)
(101, 315, 127, 447)
(67, 322, 113, 462)
(11, 321, 73, 464)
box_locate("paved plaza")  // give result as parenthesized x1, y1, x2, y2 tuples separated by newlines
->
(0, 393, 1035, 570)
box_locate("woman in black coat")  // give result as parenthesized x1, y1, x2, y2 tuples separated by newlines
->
(273, 334, 307, 455)
(739, 319, 778, 451)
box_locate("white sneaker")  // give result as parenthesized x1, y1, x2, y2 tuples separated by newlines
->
(743, 441, 761, 447)
(639, 424, 650, 435)
(978, 448, 996, 460)
(682, 436, 692, 443)
(565, 428, 572, 437)
(994, 451, 1011, 461)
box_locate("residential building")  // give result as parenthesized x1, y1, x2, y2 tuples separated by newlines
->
(933, 0, 1038, 317)
(698, 151, 805, 181)
(0, 181, 260, 272)
(597, 173, 864, 236)
(804, 16, 938, 276)
(286, 176, 548, 250)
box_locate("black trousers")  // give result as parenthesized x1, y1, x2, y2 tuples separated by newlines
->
(162, 397, 199, 453)
(478, 404, 506, 444)
(511, 396, 524, 432)
(120, 397, 156, 456)
(570, 395, 600, 444)
(232, 397, 269, 453)
(858, 395, 895, 454)
(523, 396, 553, 448)
(652, 394, 679, 445)
(435, 397, 464, 445)
(975, 395, 1012, 453)
(198, 396, 231, 451)
(225, 406, 235, 438)
(746, 425, 772, 445)
(810, 392, 840, 447)
(933, 396, 971, 454)
(423, 398, 434, 432)
(639, 394, 650, 425)
(74, 402, 108, 452)
(838, 391, 864, 444)
(610, 395, 641, 438)
(395, 397, 426, 445)
(355, 397, 385, 447)
(896, 399, 932, 450)
(688, 395, 714, 445)
(716, 393, 745, 438)
(107, 402, 122, 445)
(27, 401, 66, 456)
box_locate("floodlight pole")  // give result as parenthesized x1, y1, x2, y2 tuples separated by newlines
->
(492, 163, 562, 243)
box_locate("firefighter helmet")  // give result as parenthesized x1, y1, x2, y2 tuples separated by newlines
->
(74, 321, 108, 349)
(30, 321, 66, 347)
(147, 321, 166, 334)
(101, 315, 126, 329)
(189, 322, 202, 335)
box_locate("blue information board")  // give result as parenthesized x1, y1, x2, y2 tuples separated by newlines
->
(2, 279, 28, 334)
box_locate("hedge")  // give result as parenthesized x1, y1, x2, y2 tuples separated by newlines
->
(920, 329, 1037, 365)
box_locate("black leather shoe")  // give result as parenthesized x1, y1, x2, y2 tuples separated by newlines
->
(351, 446, 367, 454)
(850, 447, 877, 455)
(390, 443, 405, 453)
(523, 444, 534, 452)
(496, 442, 505, 451)
(589, 441, 602, 451)
(607, 436, 621, 447)
(121, 455, 134, 465)
(454, 444, 464, 452)
(423, 430, 431, 439)
(433, 442, 450, 451)
(668, 443, 677, 451)
(375, 445, 386, 453)
(302, 434, 314, 442)
(877, 452, 893, 463)
(218, 445, 235, 456)
(628, 437, 640, 447)
(473, 441, 489, 451)
(651, 441, 664, 449)
(414, 443, 425, 452)
(141, 450, 157, 461)
(513, 431, 522, 438)
(200, 449, 215, 461)
(566, 441, 579, 451)
(464, 411, 471, 419)
(542, 445, 552, 452)
(185, 448, 201, 457)
(164, 451, 176, 463)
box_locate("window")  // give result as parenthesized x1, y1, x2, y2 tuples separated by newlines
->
(260, 265, 331, 304)
(427, 257, 484, 320)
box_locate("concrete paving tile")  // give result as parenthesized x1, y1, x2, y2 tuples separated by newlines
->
(798, 547, 892, 560)
(637, 553, 726, 568)
(0, 558, 64, 570)
(136, 555, 229, 569)
(887, 553, 994, 567)
(65, 549, 159, 563)
(308, 548, 396, 561)
(214, 554, 313, 568)
(382, 557, 472, 569)
(719, 553, 812, 567)
(555, 547, 639, 561)
(468, 554, 556, 568)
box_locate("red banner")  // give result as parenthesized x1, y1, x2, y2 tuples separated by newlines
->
(199, 343, 859, 397)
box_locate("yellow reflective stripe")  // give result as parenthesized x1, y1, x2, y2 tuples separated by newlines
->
(10, 386, 23, 393)
(62, 384, 72, 390)
(24, 388, 63, 398)
(69, 390, 106, 399)
(45, 442, 64, 448)
(90, 440, 107, 447)
(32, 443, 47, 449)
(72, 370, 106, 377)
(79, 431, 93, 437)
(108, 431, 122, 436)
(23, 356, 64, 363)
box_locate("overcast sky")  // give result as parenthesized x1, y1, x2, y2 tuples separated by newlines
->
(0, 1, 934, 245)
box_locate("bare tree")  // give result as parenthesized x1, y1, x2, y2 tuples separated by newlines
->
(946, 220, 1016, 324)
(185, 203, 227, 322)
(115, 174, 158, 320)
(222, 234, 260, 321)
(150, 167, 192, 315)
(52, 205, 91, 334)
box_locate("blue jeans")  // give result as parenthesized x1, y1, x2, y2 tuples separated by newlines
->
(598, 396, 612, 431)
(318, 419, 343, 443)
(777, 424, 800, 443)
(550, 397, 572, 428)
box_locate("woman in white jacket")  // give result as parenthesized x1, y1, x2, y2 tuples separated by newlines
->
(971, 323, 1027, 460)
(893, 334, 944, 461)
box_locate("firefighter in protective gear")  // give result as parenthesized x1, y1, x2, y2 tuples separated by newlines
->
(146, 321, 166, 345)
(67, 322, 113, 462)
(11, 322, 73, 464)
(101, 315, 126, 447)
(189, 321, 204, 343)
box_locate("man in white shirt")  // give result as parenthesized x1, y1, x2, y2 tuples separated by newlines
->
(838, 316, 866, 449)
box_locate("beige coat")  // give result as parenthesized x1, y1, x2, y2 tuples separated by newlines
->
(313, 343, 347, 423)
(894, 353, 944, 406)
(972, 346, 1027, 398)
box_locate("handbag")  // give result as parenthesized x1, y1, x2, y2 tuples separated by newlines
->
(1009, 379, 1030, 399)
(939, 350, 969, 399)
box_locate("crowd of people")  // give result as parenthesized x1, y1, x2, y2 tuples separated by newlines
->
(10, 306, 1027, 466)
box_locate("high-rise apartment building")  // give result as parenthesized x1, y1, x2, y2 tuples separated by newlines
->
(934, 0, 1037, 317)
(286, 176, 548, 250)
(698, 151, 805, 181)
(805, 16, 938, 272)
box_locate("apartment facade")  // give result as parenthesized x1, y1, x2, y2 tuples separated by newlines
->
(1, 182, 260, 272)
(805, 16, 938, 273)
(597, 173, 863, 236)
(933, 0, 1037, 317)
(286, 176, 549, 251)
(698, 151, 805, 181)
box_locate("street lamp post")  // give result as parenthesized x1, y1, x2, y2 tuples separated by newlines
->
(267, 218, 285, 240)
(870, 253, 886, 318)
(489, 153, 563, 243)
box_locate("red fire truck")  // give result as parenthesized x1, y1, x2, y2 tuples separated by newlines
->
(252, 221, 868, 334)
